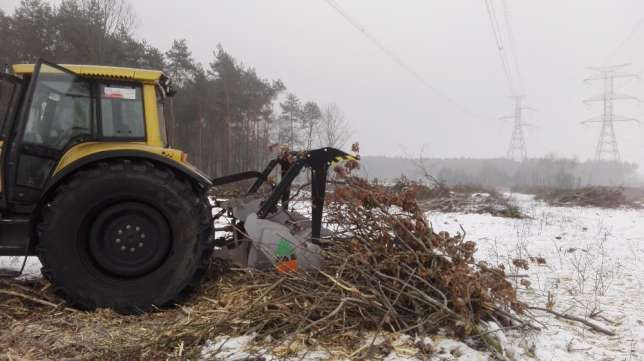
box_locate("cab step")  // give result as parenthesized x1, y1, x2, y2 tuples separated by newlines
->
(0, 217, 31, 256)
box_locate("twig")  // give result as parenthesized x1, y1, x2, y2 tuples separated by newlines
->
(529, 306, 615, 336)
(300, 298, 349, 332)
(0, 289, 76, 312)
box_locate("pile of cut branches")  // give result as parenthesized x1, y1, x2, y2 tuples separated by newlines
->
(534, 186, 637, 208)
(205, 177, 529, 352)
(390, 178, 523, 218)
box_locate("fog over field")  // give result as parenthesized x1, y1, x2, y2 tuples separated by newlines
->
(3, 2, 644, 360)
(3, 0, 644, 169)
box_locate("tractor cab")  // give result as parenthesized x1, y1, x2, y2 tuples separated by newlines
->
(0, 60, 206, 258)
(0, 61, 178, 208)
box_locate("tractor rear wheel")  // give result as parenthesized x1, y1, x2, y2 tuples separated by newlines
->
(36, 159, 213, 314)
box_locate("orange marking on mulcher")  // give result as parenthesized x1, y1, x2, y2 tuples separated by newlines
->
(276, 259, 298, 273)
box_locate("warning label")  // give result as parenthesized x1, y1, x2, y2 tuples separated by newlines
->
(103, 86, 136, 100)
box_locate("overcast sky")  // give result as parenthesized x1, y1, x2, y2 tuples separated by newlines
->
(3, 0, 644, 166)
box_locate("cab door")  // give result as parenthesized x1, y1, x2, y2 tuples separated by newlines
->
(0, 72, 25, 210)
(6, 60, 93, 209)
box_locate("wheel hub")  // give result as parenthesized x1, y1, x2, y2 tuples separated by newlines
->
(88, 202, 171, 278)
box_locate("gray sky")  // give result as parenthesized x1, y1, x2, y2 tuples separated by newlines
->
(3, 0, 644, 166)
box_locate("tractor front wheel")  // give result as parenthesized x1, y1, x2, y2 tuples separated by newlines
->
(36, 159, 213, 314)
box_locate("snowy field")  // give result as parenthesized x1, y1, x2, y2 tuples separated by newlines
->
(1, 194, 643, 360)
(427, 193, 644, 361)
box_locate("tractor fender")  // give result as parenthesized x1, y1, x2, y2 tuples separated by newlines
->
(29, 150, 212, 252)
(44, 149, 212, 191)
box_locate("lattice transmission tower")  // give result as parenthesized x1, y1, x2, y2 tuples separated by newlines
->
(502, 96, 532, 161)
(583, 64, 640, 161)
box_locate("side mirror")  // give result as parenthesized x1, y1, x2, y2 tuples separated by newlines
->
(159, 75, 177, 97)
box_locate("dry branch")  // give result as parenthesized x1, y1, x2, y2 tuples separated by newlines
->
(529, 307, 615, 336)
(390, 178, 524, 218)
(534, 186, 637, 209)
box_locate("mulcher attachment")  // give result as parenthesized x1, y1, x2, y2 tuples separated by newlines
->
(211, 147, 357, 272)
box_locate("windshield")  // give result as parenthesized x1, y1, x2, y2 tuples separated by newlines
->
(22, 64, 91, 150)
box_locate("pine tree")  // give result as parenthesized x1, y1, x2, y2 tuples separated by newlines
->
(165, 39, 196, 88)
(279, 93, 302, 148)
(11, 0, 57, 62)
(301, 101, 321, 149)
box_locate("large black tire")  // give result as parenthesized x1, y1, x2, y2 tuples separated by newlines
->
(36, 159, 213, 314)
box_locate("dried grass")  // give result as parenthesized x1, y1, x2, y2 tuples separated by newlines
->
(534, 186, 638, 208)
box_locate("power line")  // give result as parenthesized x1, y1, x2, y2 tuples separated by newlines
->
(500, 0, 523, 92)
(604, 16, 644, 65)
(483, 0, 515, 94)
(484, 0, 532, 161)
(322, 0, 485, 119)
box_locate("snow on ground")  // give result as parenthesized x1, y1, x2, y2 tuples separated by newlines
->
(2, 193, 643, 360)
(199, 332, 489, 361)
(0, 254, 41, 279)
(429, 193, 644, 361)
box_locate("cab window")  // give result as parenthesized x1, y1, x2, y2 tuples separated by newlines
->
(22, 68, 92, 150)
(99, 83, 145, 138)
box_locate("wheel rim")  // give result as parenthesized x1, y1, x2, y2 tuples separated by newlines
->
(88, 202, 171, 278)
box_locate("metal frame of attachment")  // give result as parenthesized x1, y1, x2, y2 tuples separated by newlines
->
(210, 147, 354, 243)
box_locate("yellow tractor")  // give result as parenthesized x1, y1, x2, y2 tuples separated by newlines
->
(0, 60, 354, 313)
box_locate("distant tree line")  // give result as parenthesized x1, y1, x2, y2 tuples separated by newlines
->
(361, 155, 641, 188)
(0, 0, 351, 176)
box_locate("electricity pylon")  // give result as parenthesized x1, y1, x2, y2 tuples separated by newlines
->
(583, 64, 640, 162)
(502, 95, 533, 161)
